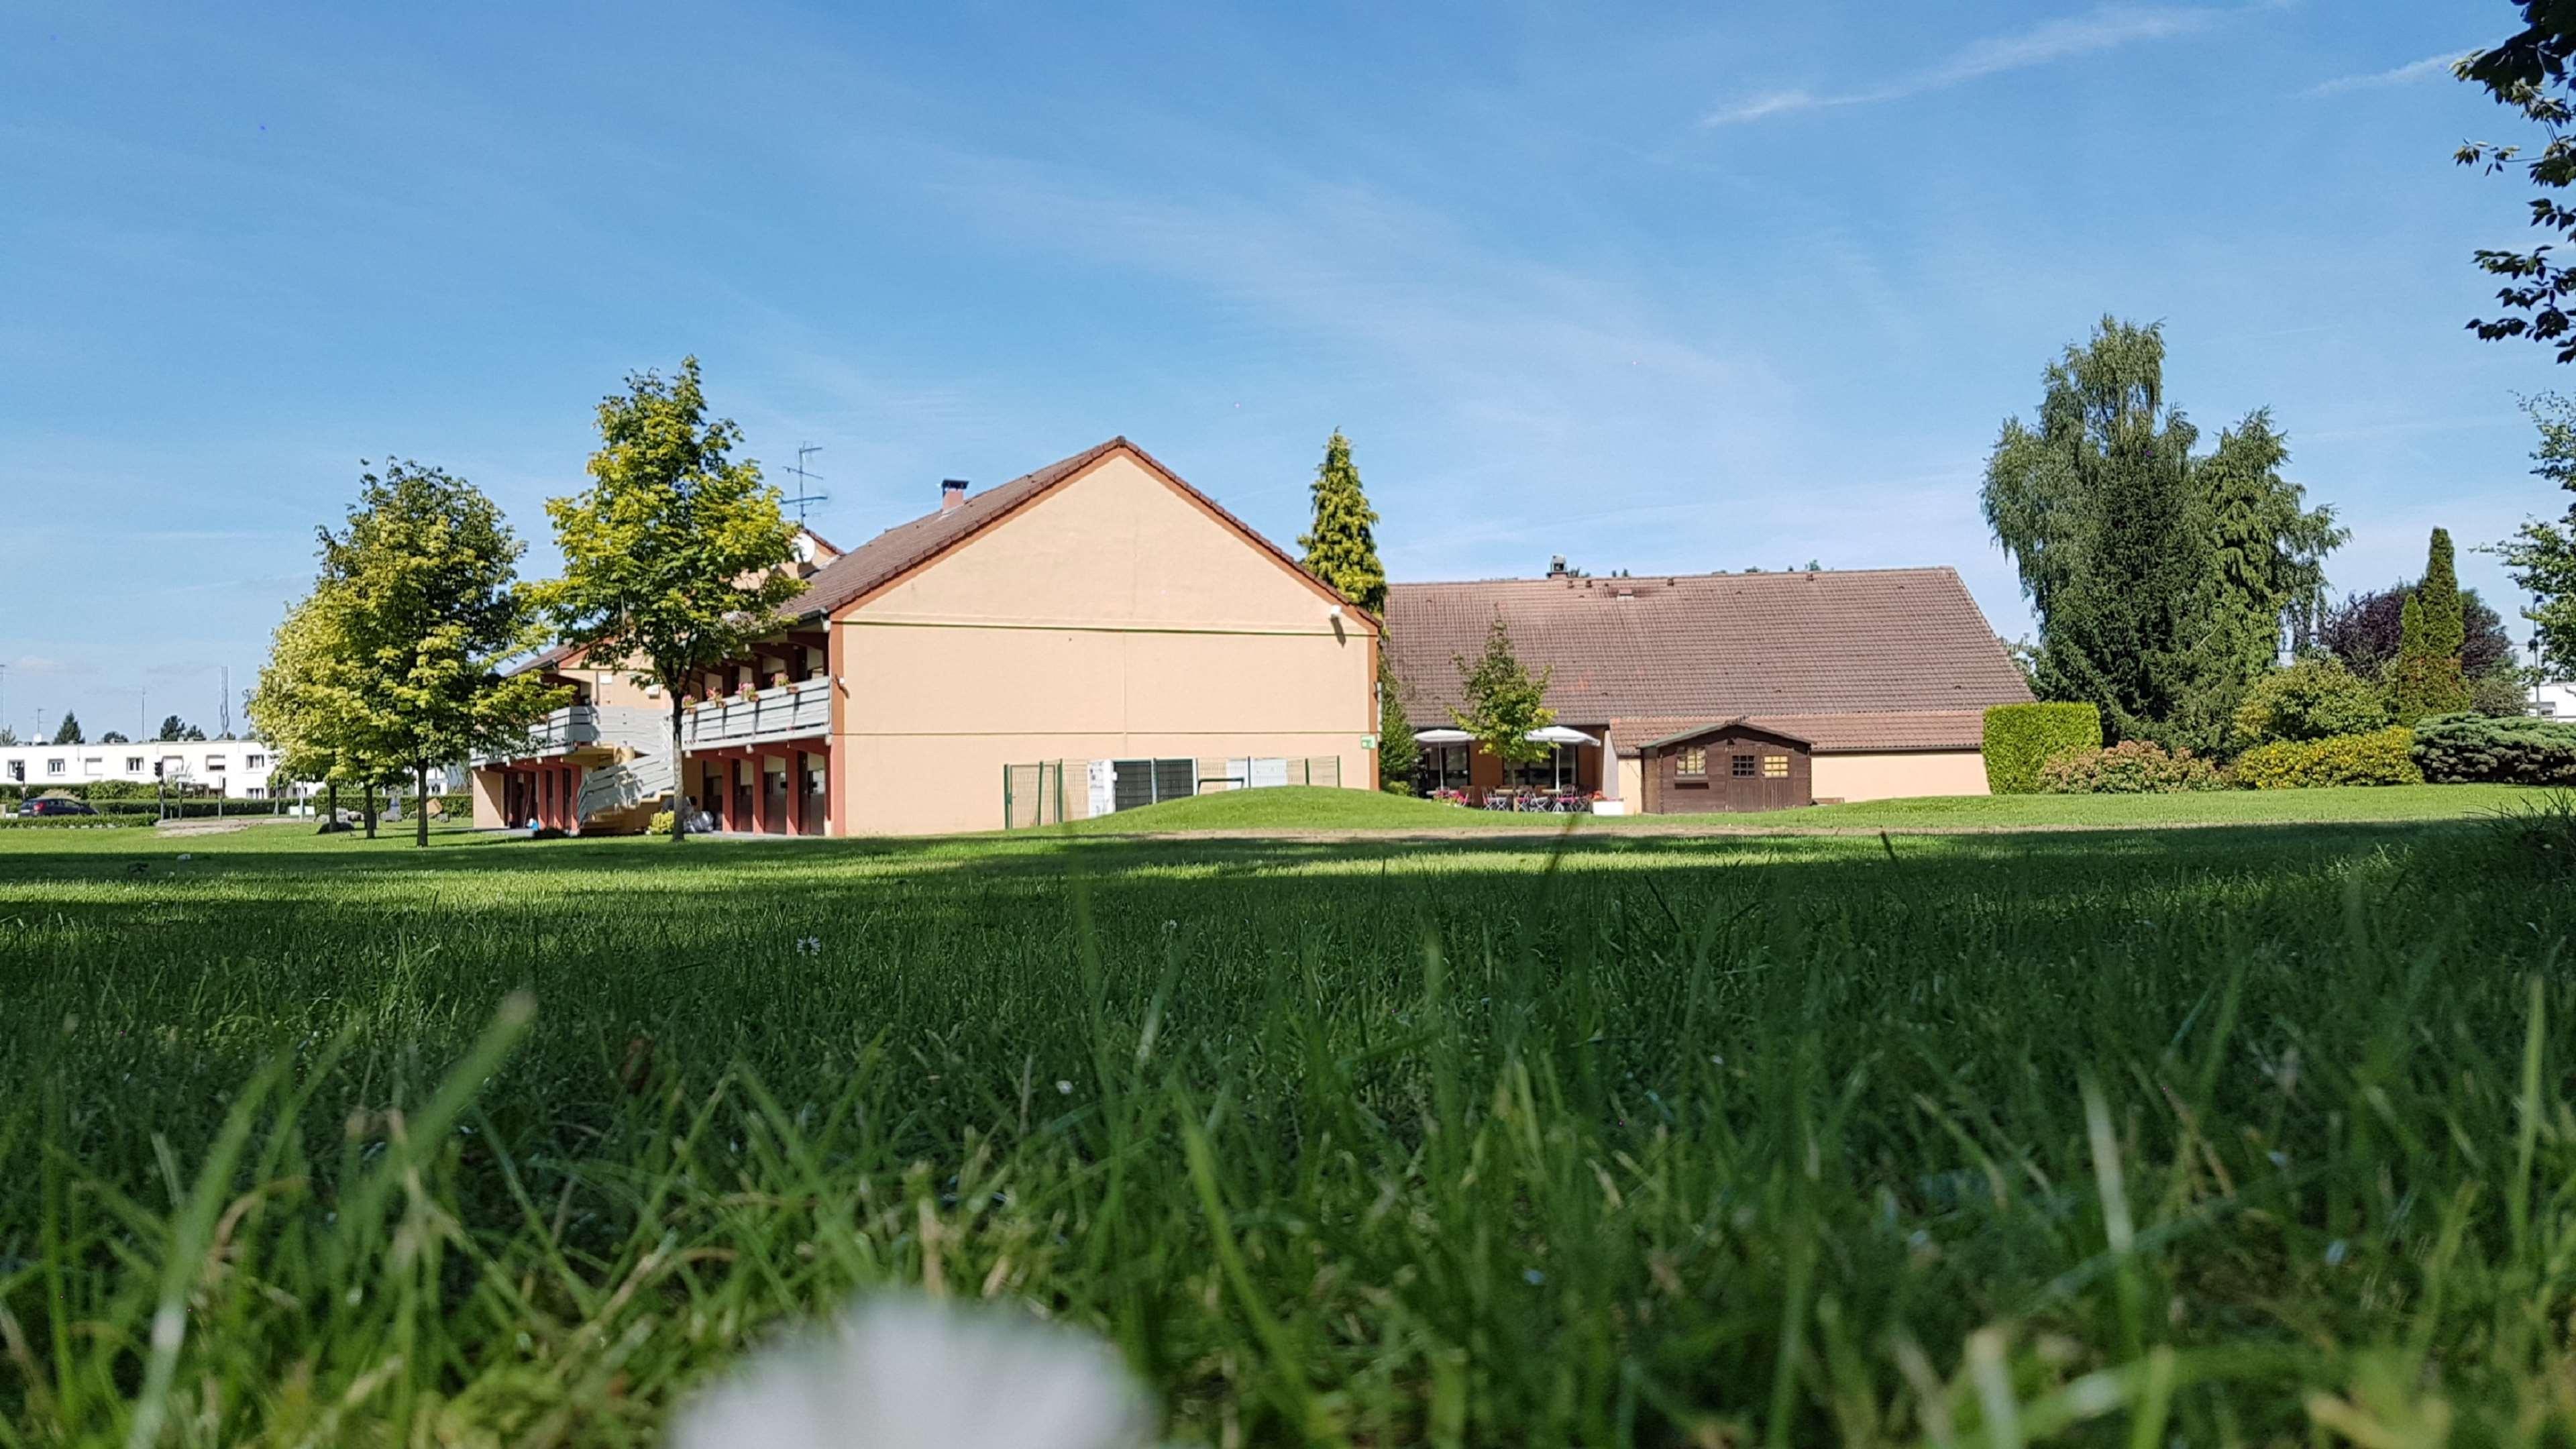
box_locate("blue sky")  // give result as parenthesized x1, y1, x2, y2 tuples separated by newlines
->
(0, 1, 2552, 741)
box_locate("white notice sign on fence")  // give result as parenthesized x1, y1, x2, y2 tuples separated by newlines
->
(1087, 759, 1116, 818)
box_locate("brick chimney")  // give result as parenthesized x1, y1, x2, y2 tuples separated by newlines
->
(940, 478, 968, 514)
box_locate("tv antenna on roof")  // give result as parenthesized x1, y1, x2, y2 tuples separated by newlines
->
(782, 443, 828, 522)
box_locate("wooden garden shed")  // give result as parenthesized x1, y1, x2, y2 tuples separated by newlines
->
(1638, 719, 1812, 814)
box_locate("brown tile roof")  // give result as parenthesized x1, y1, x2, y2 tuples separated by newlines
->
(786, 437, 1367, 625)
(504, 641, 584, 678)
(1387, 568, 2029, 755)
(1603, 710, 1994, 754)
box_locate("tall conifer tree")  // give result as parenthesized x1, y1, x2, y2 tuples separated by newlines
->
(2390, 528, 2474, 721)
(1295, 431, 1415, 788)
(1298, 431, 1386, 615)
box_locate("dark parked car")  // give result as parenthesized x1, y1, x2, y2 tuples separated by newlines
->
(18, 796, 98, 817)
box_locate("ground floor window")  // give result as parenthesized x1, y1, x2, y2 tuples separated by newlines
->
(1413, 744, 1471, 792)
(1510, 745, 1581, 790)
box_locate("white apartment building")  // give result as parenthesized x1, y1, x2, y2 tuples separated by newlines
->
(0, 738, 305, 800)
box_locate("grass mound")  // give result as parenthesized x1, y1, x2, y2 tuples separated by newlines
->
(1055, 783, 1520, 832)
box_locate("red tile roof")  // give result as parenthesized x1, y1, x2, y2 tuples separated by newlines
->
(1387, 569, 2029, 755)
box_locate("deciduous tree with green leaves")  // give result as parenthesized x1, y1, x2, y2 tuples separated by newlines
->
(2458, 9, 2576, 360)
(248, 587, 370, 833)
(1983, 319, 2341, 750)
(2500, 392, 2576, 676)
(308, 460, 563, 845)
(541, 358, 802, 844)
(1451, 615, 1553, 773)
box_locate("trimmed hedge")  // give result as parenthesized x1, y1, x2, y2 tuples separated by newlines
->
(1983, 703, 2103, 795)
(2412, 712, 2576, 784)
(0, 781, 231, 804)
(78, 800, 295, 819)
(0, 813, 156, 830)
(2039, 740, 2225, 794)
(2231, 727, 2422, 789)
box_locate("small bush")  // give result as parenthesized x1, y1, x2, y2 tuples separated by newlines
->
(2387, 652, 2473, 724)
(1982, 702, 2103, 794)
(2230, 727, 2422, 789)
(2471, 673, 2533, 718)
(646, 810, 676, 837)
(2232, 659, 2387, 746)
(2412, 712, 2576, 784)
(2039, 740, 2225, 794)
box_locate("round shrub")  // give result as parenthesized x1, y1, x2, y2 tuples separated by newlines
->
(2412, 713, 2576, 784)
(2471, 673, 2532, 718)
(2230, 727, 2422, 789)
(2038, 740, 2224, 794)
(1982, 702, 2103, 794)
(2231, 658, 2387, 747)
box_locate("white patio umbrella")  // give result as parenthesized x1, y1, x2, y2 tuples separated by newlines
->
(1523, 726, 1597, 790)
(1411, 727, 1472, 792)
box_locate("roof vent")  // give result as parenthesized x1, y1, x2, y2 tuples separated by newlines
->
(940, 478, 969, 514)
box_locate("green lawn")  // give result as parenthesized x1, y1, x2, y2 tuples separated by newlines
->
(1061, 781, 2556, 833)
(1788, 781, 2555, 828)
(3, 812, 2573, 1444)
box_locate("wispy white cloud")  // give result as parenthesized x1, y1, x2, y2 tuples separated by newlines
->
(1703, 4, 2246, 126)
(2303, 52, 2467, 99)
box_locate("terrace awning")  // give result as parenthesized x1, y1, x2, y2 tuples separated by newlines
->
(1411, 728, 1473, 745)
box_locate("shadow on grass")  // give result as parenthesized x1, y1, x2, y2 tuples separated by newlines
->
(0, 812, 2479, 953)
